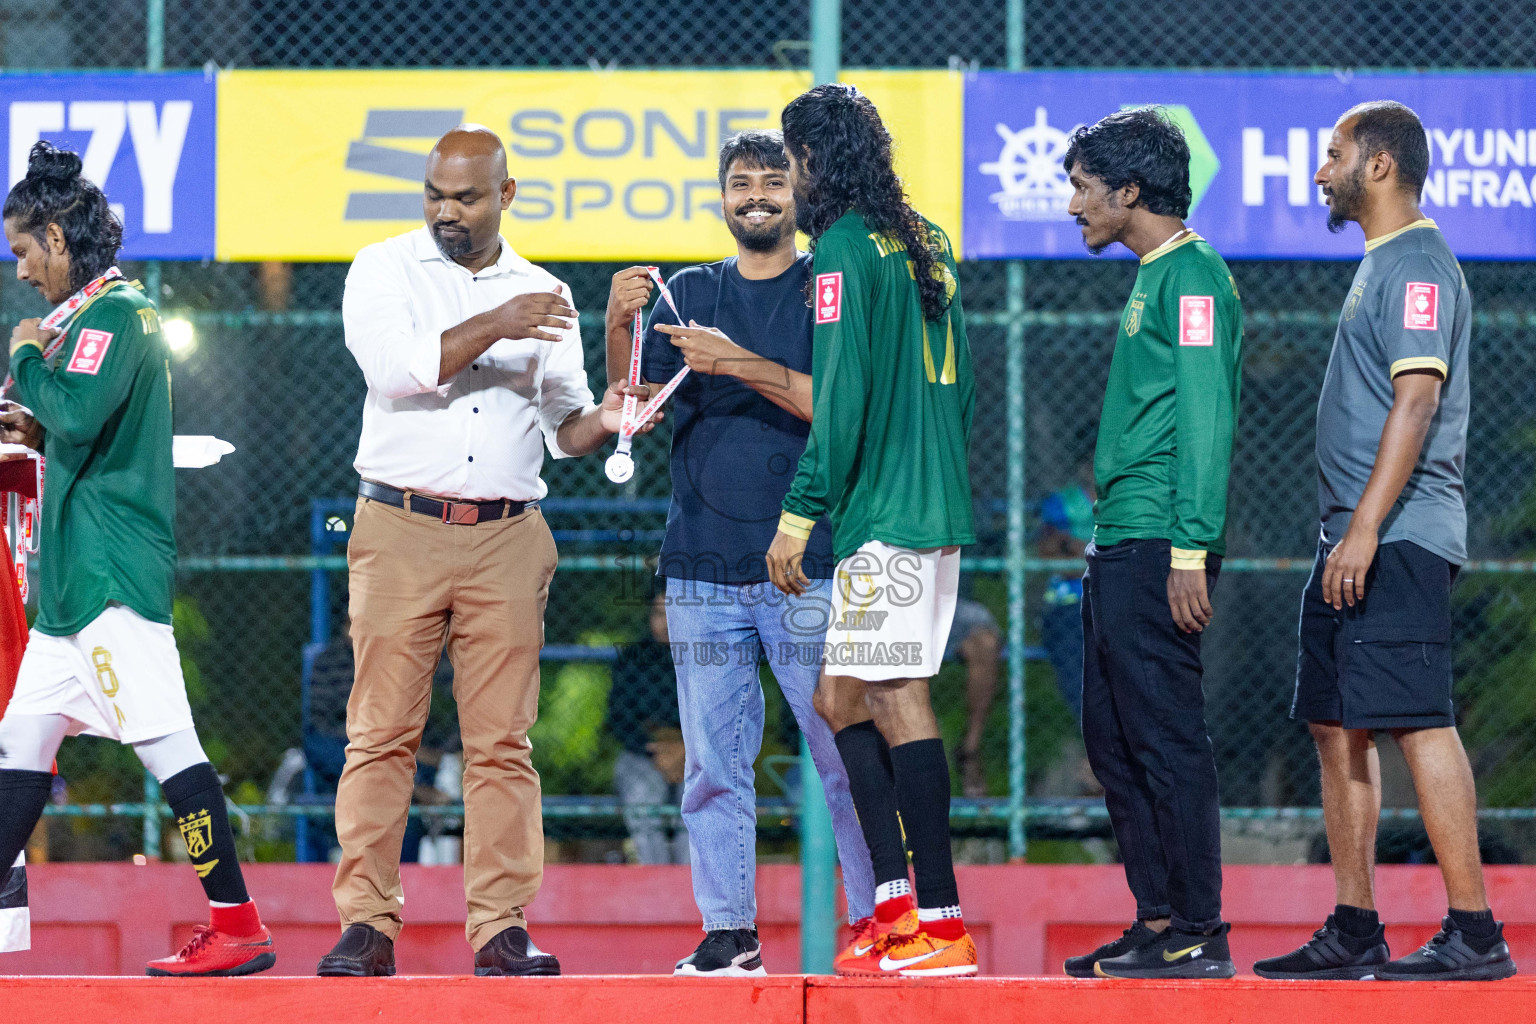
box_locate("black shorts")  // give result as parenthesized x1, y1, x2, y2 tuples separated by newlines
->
(1291, 538, 1457, 730)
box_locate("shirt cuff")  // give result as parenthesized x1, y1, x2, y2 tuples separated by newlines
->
(408, 329, 445, 394)
(541, 402, 595, 460)
(1390, 356, 1448, 379)
(1170, 547, 1208, 570)
(8, 338, 42, 358)
(778, 511, 817, 540)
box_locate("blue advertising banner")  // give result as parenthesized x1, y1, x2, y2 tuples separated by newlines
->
(964, 71, 1536, 260)
(2, 73, 215, 260)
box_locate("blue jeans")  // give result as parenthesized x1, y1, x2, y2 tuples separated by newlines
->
(665, 577, 876, 930)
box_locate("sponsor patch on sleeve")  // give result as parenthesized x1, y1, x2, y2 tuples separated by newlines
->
(1403, 281, 1439, 331)
(1178, 295, 1214, 346)
(66, 329, 114, 374)
(815, 272, 843, 325)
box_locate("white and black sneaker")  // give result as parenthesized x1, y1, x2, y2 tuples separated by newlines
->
(674, 928, 767, 977)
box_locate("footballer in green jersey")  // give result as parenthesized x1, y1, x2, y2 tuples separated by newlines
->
(768, 84, 977, 976)
(1062, 108, 1240, 980)
(0, 142, 274, 976)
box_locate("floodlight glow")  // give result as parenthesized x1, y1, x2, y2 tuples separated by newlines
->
(164, 317, 196, 355)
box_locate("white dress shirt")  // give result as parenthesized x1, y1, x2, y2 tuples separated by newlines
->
(343, 227, 596, 500)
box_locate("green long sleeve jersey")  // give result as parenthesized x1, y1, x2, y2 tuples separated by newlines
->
(781, 210, 976, 562)
(1092, 232, 1244, 565)
(8, 281, 176, 636)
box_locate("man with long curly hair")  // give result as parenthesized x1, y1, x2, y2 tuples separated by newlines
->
(767, 84, 977, 978)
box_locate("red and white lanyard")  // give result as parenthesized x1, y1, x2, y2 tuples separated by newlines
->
(605, 267, 692, 483)
(0, 456, 43, 602)
(0, 266, 120, 599)
(0, 266, 123, 399)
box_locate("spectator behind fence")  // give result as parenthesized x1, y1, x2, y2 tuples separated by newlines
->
(307, 635, 462, 864)
(606, 592, 690, 865)
(948, 598, 1002, 798)
(1037, 464, 1096, 724)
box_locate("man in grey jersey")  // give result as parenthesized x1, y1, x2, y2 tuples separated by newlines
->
(1254, 101, 1516, 984)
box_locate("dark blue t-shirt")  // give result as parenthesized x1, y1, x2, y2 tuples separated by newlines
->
(643, 253, 834, 583)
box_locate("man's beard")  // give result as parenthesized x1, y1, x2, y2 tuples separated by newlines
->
(432, 223, 473, 258)
(1325, 163, 1367, 233)
(727, 206, 786, 253)
(1078, 217, 1109, 256)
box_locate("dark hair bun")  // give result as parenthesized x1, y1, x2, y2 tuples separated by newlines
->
(27, 141, 83, 184)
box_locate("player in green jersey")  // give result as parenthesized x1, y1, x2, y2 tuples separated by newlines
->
(0, 143, 274, 976)
(1058, 109, 1243, 980)
(767, 84, 977, 977)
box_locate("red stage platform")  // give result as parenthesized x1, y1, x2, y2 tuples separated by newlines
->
(8, 862, 1536, 977)
(5, 976, 1536, 1024)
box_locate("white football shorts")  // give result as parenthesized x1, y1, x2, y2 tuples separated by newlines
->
(823, 541, 961, 682)
(7, 603, 194, 744)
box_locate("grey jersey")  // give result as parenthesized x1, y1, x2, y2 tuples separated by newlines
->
(1316, 220, 1470, 565)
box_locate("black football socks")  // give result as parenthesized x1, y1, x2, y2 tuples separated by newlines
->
(161, 762, 250, 906)
(833, 721, 909, 888)
(0, 770, 52, 874)
(888, 738, 960, 910)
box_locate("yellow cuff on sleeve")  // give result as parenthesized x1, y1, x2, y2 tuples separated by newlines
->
(1170, 547, 1208, 570)
(8, 337, 41, 358)
(778, 511, 816, 540)
(1390, 356, 1447, 379)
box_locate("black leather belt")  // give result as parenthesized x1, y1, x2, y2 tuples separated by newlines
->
(359, 480, 534, 525)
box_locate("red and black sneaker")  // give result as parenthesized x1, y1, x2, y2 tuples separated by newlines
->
(146, 924, 277, 977)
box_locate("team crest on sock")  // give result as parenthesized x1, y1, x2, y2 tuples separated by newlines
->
(179, 808, 213, 859)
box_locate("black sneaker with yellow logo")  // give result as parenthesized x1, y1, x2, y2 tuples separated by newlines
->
(1094, 922, 1236, 979)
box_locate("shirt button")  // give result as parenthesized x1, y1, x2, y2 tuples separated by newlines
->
(472, 364, 479, 371)
(468, 456, 474, 462)
(473, 407, 479, 413)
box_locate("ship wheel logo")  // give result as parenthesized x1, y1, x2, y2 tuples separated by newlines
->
(979, 107, 1079, 222)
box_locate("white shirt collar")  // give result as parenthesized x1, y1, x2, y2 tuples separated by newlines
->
(411, 226, 523, 277)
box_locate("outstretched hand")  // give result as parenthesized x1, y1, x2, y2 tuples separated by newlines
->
(598, 380, 662, 435)
(654, 321, 745, 376)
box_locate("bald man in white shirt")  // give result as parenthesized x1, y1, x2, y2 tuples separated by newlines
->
(319, 126, 644, 979)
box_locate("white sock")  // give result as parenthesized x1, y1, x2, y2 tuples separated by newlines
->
(875, 879, 912, 905)
(918, 905, 963, 922)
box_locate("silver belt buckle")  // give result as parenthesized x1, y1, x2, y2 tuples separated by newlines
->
(442, 501, 480, 525)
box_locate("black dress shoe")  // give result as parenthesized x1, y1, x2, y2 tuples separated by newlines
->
(474, 926, 561, 977)
(317, 923, 396, 977)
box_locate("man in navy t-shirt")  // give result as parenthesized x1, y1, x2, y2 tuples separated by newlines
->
(604, 129, 875, 976)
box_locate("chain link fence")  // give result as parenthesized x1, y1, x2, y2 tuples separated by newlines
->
(6, 0, 1536, 867)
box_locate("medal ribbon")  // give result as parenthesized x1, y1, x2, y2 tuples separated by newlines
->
(0, 267, 115, 598)
(617, 267, 692, 446)
(0, 267, 124, 398)
(0, 454, 43, 603)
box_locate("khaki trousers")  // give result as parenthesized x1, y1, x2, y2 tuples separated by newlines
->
(332, 494, 556, 950)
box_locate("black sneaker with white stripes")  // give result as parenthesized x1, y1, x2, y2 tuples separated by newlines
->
(1377, 917, 1517, 981)
(674, 928, 767, 977)
(1253, 915, 1389, 980)
(1064, 921, 1161, 978)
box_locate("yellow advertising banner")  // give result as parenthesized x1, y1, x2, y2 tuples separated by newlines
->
(216, 69, 962, 262)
